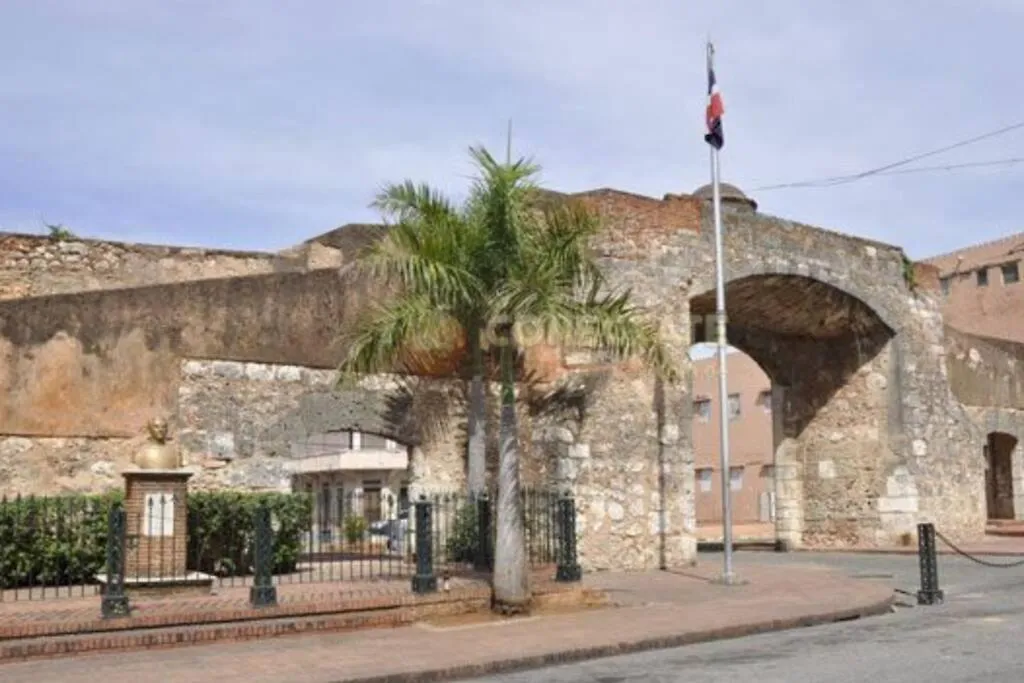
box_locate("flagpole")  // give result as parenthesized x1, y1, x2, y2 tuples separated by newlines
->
(707, 40, 736, 585)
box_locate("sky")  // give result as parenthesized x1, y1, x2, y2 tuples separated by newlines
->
(1, 0, 1022, 258)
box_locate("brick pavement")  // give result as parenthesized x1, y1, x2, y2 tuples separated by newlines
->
(0, 560, 895, 683)
(0, 576, 471, 640)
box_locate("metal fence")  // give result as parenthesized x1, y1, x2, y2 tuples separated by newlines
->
(0, 487, 578, 604)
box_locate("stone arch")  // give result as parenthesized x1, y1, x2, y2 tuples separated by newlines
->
(688, 271, 900, 549)
(689, 263, 901, 338)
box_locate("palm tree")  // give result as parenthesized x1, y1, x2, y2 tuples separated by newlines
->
(466, 148, 676, 613)
(338, 145, 677, 614)
(339, 179, 492, 498)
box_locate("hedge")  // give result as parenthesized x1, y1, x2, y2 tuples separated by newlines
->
(0, 490, 313, 589)
(187, 491, 312, 576)
(0, 491, 123, 589)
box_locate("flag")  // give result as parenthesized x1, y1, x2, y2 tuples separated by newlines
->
(704, 44, 724, 150)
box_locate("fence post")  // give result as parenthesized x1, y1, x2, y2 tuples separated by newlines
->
(250, 502, 278, 608)
(412, 496, 437, 594)
(916, 522, 944, 605)
(555, 492, 582, 582)
(474, 493, 493, 572)
(101, 504, 131, 618)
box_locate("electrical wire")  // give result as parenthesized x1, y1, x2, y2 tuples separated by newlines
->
(751, 120, 1024, 192)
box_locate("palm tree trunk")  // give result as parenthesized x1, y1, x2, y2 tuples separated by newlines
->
(466, 328, 487, 497)
(492, 323, 530, 614)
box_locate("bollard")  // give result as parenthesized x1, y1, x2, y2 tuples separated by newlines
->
(250, 502, 278, 608)
(916, 522, 944, 605)
(555, 493, 582, 583)
(101, 505, 131, 618)
(474, 493, 493, 572)
(412, 496, 437, 594)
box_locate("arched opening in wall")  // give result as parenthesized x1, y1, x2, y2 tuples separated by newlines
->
(687, 340, 777, 540)
(290, 429, 412, 552)
(689, 274, 895, 549)
(984, 432, 1019, 521)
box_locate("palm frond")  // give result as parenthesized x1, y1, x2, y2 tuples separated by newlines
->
(523, 199, 605, 294)
(336, 293, 463, 385)
(565, 290, 679, 383)
(371, 180, 459, 226)
(357, 220, 484, 308)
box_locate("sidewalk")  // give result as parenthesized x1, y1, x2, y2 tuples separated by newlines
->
(0, 561, 894, 683)
(800, 533, 1024, 558)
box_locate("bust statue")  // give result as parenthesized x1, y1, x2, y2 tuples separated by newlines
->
(133, 417, 183, 469)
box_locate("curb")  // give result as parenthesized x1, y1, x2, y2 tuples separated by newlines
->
(795, 547, 1024, 558)
(698, 543, 1024, 559)
(335, 596, 895, 683)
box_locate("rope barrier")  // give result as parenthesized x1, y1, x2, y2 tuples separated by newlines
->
(934, 528, 1024, 569)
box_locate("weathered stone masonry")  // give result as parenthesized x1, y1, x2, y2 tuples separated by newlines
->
(571, 183, 988, 548)
(2, 182, 1022, 570)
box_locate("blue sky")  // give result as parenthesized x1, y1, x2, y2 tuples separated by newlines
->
(1, 0, 1021, 258)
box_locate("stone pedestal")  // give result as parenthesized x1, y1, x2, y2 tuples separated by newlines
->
(97, 469, 214, 598)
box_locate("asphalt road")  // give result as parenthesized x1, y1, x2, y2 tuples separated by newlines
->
(466, 550, 1024, 683)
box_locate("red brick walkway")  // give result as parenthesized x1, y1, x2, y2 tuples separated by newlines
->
(0, 573, 487, 640)
(0, 560, 894, 683)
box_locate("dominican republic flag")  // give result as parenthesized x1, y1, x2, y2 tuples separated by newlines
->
(704, 45, 724, 150)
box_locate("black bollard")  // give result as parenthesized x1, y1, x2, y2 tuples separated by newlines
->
(100, 504, 131, 618)
(412, 496, 437, 594)
(250, 502, 278, 608)
(916, 523, 944, 605)
(555, 492, 582, 583)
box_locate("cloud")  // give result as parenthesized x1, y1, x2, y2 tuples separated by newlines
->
(0, 0, 1020, 256)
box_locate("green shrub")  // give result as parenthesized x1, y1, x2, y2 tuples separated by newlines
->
(343, 515, 367, 545)
(187, 491, 312, 576)
(444, 502, 482, 564)
(0, 491, 123, 588)
(0, 490, 312, 588)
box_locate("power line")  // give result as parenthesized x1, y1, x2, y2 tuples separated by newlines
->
(751, 120, 1024, 192)
(754, 156, 1024, 191)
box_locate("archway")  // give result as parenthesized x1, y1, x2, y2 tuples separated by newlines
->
(689, 273, 896, 549)
(687, 342, 777, 540)
(985, 431, 1019, 521)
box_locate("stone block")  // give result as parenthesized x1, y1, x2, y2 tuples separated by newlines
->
(876, 496, 919, 513)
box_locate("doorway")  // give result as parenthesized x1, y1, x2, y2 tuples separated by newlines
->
(985, 432, 1019, 521)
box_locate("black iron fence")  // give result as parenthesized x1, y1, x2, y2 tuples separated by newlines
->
(0, 487, 579, 604)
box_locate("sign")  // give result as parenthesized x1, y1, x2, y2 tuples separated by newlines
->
(143, 492, 175, 537)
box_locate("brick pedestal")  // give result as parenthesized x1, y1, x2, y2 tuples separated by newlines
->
(98, 469, 214, 598)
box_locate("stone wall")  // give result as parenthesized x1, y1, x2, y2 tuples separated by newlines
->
(175, 360, 468, 493)
(945, 326, 1024, 410)
(0, 267, 371, 437)
(2, 182, 1018, 565)
(0, 232, 327, 301)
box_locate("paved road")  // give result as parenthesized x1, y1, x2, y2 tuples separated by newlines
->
(467, 550, 1024, 683)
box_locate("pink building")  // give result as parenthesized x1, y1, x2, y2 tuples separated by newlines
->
(691, 351, 775, 525)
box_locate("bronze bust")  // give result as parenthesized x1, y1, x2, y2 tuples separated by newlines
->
(133, 417, 183, 469)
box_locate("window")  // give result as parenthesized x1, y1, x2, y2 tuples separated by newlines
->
(977, 268, 989, 287)
(1002, 262, 1020, 285)
(696, 468, 713, 493)
(755, 390, 772, 414)
(940, 277, 951, 296)
(727, 394, 741, 421)
(361, 432, 389, 449)
(693, 398, 711, 422)
(729, 466, 744, 491)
